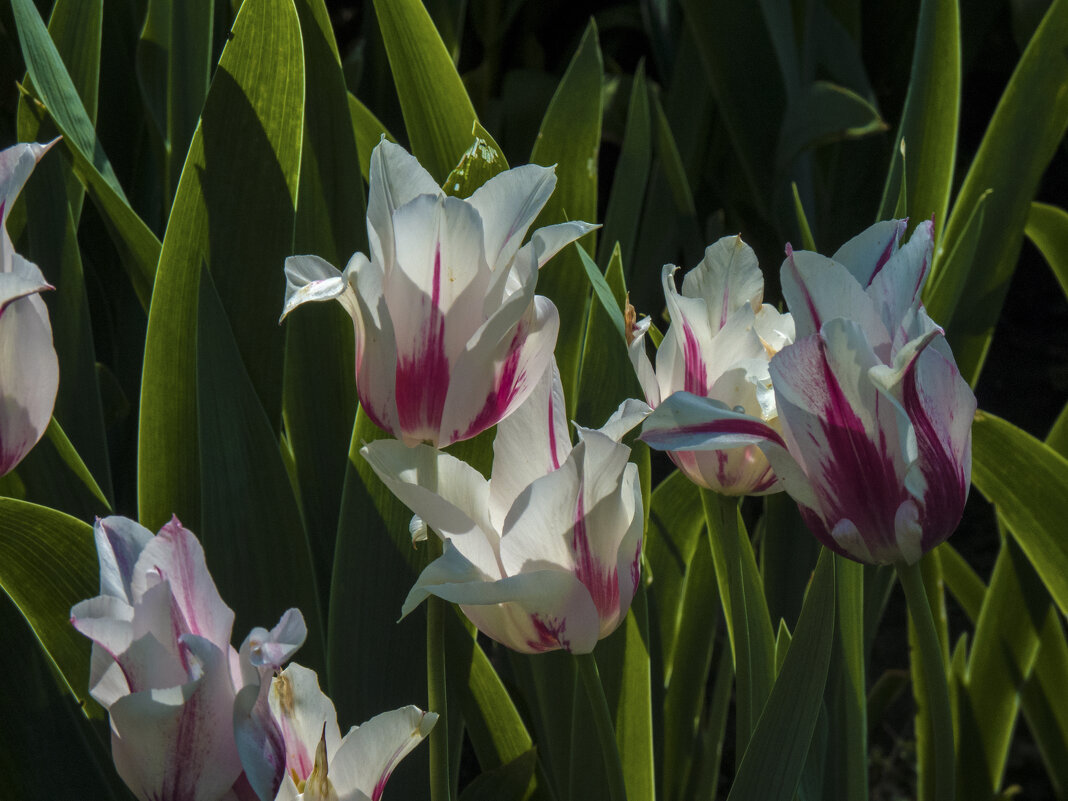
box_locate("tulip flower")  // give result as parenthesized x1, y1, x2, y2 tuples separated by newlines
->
(268, 663, 436, 801)
(628, 235, 794, 494)
(0, 141, 59, 477)
(361, 361, 648, 654)
(71, 516, 306, 801)
(280, 140, 596, 449)
(642, 220, 976, 565)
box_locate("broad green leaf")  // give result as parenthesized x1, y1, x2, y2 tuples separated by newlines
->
(971, 411, 1068, 617)
(0, 499, 99, 717)
(878, 0, 960, 240)
(443, 124, 509, 197)
(777, 81, 887, 169)
(726, 547, 836, 801)
(328, 410, 430, 796)
(43, 419, 110, 511)
(348, 91, 396, 180)
(530, 21, 602, 420)
(957, 536, 1050, 799)
(139, 0, 304, 531)
(939, 543, 984, 620)
(196, 268, 325, 670)
(1025, 201, 1068, 300)
(599, 62, 651, 272)
(925, 189, 991, 327)
(756, 0, 801, 97)
(702, 489, 776, 753)
(1020, 612, 1068, 796)
(825, 556, 868, 800)
(372, 0, 498, 183)
(760, 490, 820, 630)
(935, 0, 1068, 385)
(678, 0, 783, 211)
(11, 0, 160, 308)
(284, 0, 366, 621)
(458, 748, 538, 801)
(683, 643, 733, 799)
(167, 0, 213, 203)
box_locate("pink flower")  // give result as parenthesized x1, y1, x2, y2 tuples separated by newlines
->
(628, 235, 794, 494)
(70, 516, 306, 801)
(361, 362, 647, 654)
(0, 141, 59, 476)
(280, 140, 595, 448)
(643, 220, 975, 564)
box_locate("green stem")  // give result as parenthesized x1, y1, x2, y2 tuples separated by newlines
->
(575, 651, 628, 801)
(427, 541, 451, 801)
(897, 559, 955, 801)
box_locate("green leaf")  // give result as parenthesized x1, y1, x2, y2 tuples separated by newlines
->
(443, 124, 509, 197)
(196, 268, 325, 670)
(935, 0, 1068, 385)
(726, 547, 836, 801)
(971, 411, 1068, 618)
(43, 418, 111, 511)
(702, 489, 776, 753)
(529, 20, 603, 420)
(458, 748, 539, 801)
(825, 556, 868, 800)
(0, 499, 100, 718)
(348, 91, 396, 181)
(877, 0, 960, 240)
(599, 61, 651, 272)
(139, 0, 304, 531)
(284, 0, 367, 621)
(372, 0, 497, 183)
(167, 0, 213, 203)
(791, 182, 817, 251)
(777, 80, 887, 169)
(1025, 201, 1068, 301)
(1020, 612, 1068, 796)
(11, 0, 160, 308)
(924, 189, 991, 328)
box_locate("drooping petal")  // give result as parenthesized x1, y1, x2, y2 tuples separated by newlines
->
(365, 140, 442, 272)
(108, 635, 241, 801)
(360, 440, 501, 577)
(489, 359, 571, 528)
(130, 516, 235, 651)
(93, 516, 154, 602)
(280, 255, 353, 322)
(0, 258, 58, 477)
(467, 163, 557, 271)
(328, 706, 437, 801)
(679, 235, 764, 331)
(830, 218, 907, 287)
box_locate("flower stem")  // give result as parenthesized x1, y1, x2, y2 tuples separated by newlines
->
(897, 559, 955, 801)
(575, 651, 628, 801)
(427, 541, 451, 801)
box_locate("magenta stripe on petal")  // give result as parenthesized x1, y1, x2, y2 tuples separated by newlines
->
(570, 489, 619, 622)
(642, 417, 787, 451)
(865, 222, 904, 286)
(371, 738, 418, 801)
(785, 244, 822, 332)
(526, 614, 570, 652)
(681, 321, 708, 395)
(395, 245, 451, 439)
(547, 386, 561, 470)
(456, 328, 525, 443)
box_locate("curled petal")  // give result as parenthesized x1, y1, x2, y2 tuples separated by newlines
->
(329, 706, 437, 801)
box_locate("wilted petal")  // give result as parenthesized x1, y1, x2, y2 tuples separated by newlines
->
(108, 635, 241, 801)
(329, 706, 437, 801)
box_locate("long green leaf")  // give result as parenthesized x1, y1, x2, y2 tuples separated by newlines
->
(0, 499, 99, 717)
(371, 0, 495, 182)
(934, 0, 1068, 384)
(167, 0, 213, 203)
(725, 547, 836, 801)
(139, 0, 304, 531)
(11, 0, 160, 308)
(878, 0, 960, 240)
(529, 20, 603, 420)
(777, 80, 887, 168)
(971, 411, 1068, 617)
(1025, 201, 1068, 300)
(348, 91, 396, 181)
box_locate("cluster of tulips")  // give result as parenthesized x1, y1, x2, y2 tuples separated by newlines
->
(1, 134, 974, 800)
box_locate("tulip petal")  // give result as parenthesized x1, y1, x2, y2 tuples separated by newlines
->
(829, 218, 906, 287)
(679, 235, 764, 331)
(489, 359, 571, 528)
(108, 635, 242, 801)
(234, 681, 286, 801)
(267, 664, 343, 788)
(467, 163, 557, 270)
(365, 140, 442, 272)
(349, 253, 401, 437)
(0, 139, 58, 247)
(280, 255, 351, 321)
(329, 706, 437, 801)
(360, 440, 501, 577)
(130, 516, 236, 652)
(780, 245, 890, 352)
(660, 264, 715, 395)
(93, 516, 154, 602)
(627, 316, 661, 406)
(0, 254, 53, 311)
(525, 221, 600, 269)
(0, 261, 58, 477)
(866, 219, 934, 349)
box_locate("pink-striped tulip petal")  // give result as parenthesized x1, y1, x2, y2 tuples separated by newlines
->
(629, 235, 794, 494)
(362, 361, 647, 654)
(269, 663, 435, 801)
(0, 140, 60, 477)
(281, 140, 594, 448)
(71, 516, 306, 801)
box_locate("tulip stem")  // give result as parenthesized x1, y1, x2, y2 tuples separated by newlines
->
(427, 548, 451, 801)
(575, 651, 628, 801)
(896, 559, 955, 801)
